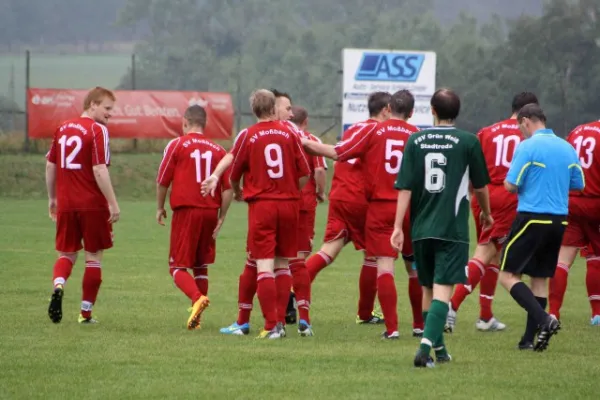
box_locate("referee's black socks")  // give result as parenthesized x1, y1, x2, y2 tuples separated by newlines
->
(510, 282, 548, 326)
(522, 296, 548, 343)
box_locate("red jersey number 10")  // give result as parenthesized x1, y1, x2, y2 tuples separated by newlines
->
(492, 134, 520, 168)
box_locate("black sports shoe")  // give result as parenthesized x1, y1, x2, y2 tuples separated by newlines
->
(436, 352, 452, 364)
(517, 340, 534, 350)
(413, 350, 435, 368)
(285, 292, 297, 325)
(534, 316, 561, 352)
(48, 286, 64, 324)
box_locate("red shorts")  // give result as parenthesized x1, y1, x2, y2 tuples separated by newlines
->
(365, 201, 412, 259)
(562, 214, 600, 255)
(323, 200, 366, 251)
(56, 209, 113, 253)
(298, 209, 316, 254)
(472, 185, 517, 250)
(248, 200, 299, 259)
(169, 207, 218, 268)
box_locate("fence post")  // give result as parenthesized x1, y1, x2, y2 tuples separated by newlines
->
(131, 53, 138, 151)
(23, 50, 30, 152)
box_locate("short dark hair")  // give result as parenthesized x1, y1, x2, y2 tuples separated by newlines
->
(517, 103, 547, 123)
(270, 88, 292, 102)
(512, 92, 539, 113)
(290, 106, 308, 125)
(184, 105, 207, 128)
(431, 88, 461, 121)
(390, 90, 415, 118)
(368, 91, 391, 117)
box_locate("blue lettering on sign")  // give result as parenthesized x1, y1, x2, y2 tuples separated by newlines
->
(355, 53, 425, 82)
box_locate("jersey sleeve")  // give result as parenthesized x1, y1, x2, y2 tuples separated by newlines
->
(156, 139, 179, 187)
(506, 142, 531, 186)
(46, 129, 58, 164)
(569, 147, 585, 191)
(395, 135, 416, 190)
(229, 139, 249, 183)
(468, 138, 491, 189)
(311, 135, 328, 169)
(293, 134, 311, 178)
(91, 123, 110, 166)
(334, 124, 374, 161)
(217, 149, 233, 191)
(230, 129, 248, 157)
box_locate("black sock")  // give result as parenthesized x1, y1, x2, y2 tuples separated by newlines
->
(510, 282, 548, 325)
(522, 296, 547, 343)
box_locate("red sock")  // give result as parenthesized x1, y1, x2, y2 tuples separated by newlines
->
(257, 272, 277, 330)
(170, 267, 202, 306)
(377, 272, 398, 334)
(81, 261, 103, 319)
(306, 251, 333, 282)
(586, 259, 600, 317)
(237, 259, 257, 325)
(275, 268, 293, 324)
(408, 272, 423, 330)
(549, 262, 569, 320)
(450, 258, 485, 311)
(52, 256, 74, 288)
(290, 259, 311, 324)
(193, 265, 209, 296)
(358, 259, 378, 320)
(479, 264, 500, 321)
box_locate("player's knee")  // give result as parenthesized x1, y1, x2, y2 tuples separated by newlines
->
(321, 240, 344, 259)
(59, 252, 78, 264)
(84, 250, 103, 263)
(169, 266, 185, 278)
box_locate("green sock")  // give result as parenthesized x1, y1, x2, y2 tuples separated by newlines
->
(419, 300, 448, 355)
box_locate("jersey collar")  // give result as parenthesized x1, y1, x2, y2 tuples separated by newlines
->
(533, 128, 555, 136)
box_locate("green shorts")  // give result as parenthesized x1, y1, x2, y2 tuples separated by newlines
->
(413, 239, 469, 288)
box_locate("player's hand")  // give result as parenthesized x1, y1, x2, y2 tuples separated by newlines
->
(317, 192, 326, 203)
(109, 203, 121, 223)
(480, 211, 494, 231)
(213, 217, 225, 239)
(201, 175, 219, 197)
(156, 208, 167, 226)
(390, 227, 404, 252)
(233, 189, 243, 202)
(48, 198, 57, 222)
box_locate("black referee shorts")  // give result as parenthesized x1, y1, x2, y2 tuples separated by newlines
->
(500, 212, 567, 278)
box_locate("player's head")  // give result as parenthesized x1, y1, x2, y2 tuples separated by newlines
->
(271, 88, 294, 121)
(250, 89, 276, 120)
(290, 106, 308, 130)
(182, 105, 207, 134)
(390, 90, 415, 120)
(517, 103, 547, 138)
(431, 88, 460, 124)
(83, 87, 116, 125)
(512, 92, 539, 115)
(368, 91, 392, 122)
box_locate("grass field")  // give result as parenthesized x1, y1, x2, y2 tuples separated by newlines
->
(0, 198, 598, 399)
(0, 53, 131, 108)
(0, 153, 599, 399)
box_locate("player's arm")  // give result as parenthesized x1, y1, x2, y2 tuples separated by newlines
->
(202, 130, 248, 196)
(214, 166, 234, 238)
(91, 124, 119, 223)
(390, 137, 415, 251)
(569, 148, 585, 192)
(504, 142, 529, 193)
(315, 166, 327, 202)
(302, 140, 338, 159)
(469, 139, 493, 229)
(293, 135, 312, 190)
(45, 133, 58, 221)
(228, 141, 248, 201)
(155, 139, 178, 225)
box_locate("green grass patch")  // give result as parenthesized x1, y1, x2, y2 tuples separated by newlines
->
(0, 199, 597, 399)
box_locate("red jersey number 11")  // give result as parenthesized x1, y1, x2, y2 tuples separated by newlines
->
(190, 149, 213, 183)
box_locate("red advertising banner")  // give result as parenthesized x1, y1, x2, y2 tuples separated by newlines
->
(27, 89, 234, 139)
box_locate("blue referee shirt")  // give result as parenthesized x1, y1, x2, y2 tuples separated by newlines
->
(506, 128, 585, 215)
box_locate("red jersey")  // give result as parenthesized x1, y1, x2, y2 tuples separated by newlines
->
(300, 131, 328, 211)
(566, 121, 600, 217)
(329, 119, 378, 204)
(157, 133, 230, 210)
(229, 121, 311, 201)
(477, 118, 523, 185)
(46, 116, 111, 212)
(334, 119, 418, 201)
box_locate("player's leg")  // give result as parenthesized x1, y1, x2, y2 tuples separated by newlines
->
(306, 201, 347, 281)
(585, 254, 600, 325)
(48, 211, 82, 323)
(548, 246, 578, 320)
(290, 209, 314, 333)
(193, 265, 209, 296)
(78, 209, 114, 324)
(255, 258, 281, 339)
(476, 249, 506, 331)
(377, 257, 398, 338)
(412, 240, 436, 368)
(401, 212, 423, 337)
(446, 242, 495, 332)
